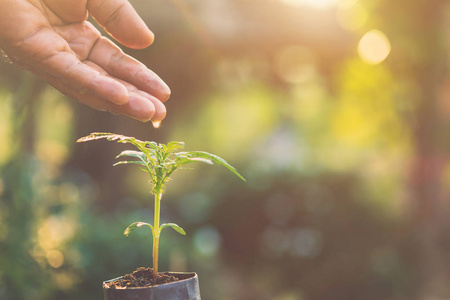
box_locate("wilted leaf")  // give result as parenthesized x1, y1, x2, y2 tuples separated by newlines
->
(77, 132, 139, 144)
(76, 132, 120, 143)
(77, 133, 149, 154)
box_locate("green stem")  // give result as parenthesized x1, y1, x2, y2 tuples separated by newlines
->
(152, 189, 162, 278)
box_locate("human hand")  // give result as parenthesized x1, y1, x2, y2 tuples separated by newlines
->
(0, 0, 170, 126)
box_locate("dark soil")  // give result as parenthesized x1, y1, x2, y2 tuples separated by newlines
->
(104, 267, 179, 288)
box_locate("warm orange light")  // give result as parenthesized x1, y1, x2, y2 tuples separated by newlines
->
(280, 0, 340, 9)
(357, 30, 391, 64)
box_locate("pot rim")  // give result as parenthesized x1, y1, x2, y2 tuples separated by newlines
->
(103, 271, 198, 290)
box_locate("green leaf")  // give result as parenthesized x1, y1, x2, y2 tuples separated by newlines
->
(145, 141, 161, 155)
(113, 160, 146, 167)
(116, 150, 149, 165)
(77, 133, 246, 193)
(176, 156, 213, 166)
(165, 141, 185, 153)
(160, 223, 186, 235)
(116, 150, 146, 160)
(124, 222, 154, 236)
(176, 151, 246, 182)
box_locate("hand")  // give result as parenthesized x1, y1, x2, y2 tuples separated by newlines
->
(0, 0, 170, 125)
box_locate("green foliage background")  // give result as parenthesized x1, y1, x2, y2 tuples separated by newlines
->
(1, 0, 450, 299)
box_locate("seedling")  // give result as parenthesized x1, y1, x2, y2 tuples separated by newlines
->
(77, 132, 245, 278)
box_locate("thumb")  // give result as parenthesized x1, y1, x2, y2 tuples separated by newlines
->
(87, 0, 154, 49)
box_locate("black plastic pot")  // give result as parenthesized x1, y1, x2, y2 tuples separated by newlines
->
(103, 272, 201, 300)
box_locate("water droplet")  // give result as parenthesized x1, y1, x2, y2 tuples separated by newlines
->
(152, 121, 161, 128)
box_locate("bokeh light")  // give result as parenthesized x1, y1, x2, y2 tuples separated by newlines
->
(275, 45, 318, 84)
(46, 249, 64, 268)
(193, 226, 222, 257)
(0, 91, 12, 165)
(357, 29, 391, 64)
(336, 0, 368, 30)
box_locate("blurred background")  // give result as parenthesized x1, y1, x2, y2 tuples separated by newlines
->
(1, 0, 450, 299)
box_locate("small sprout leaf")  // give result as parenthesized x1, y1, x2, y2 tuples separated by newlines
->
(175, 156, 213, 166)
(124, 222, 154, 236)
(160, 223, 186, 235)
(165, 141, 185, 153)
(113, 160, 146, 167)
(116, 150, 147, 160)
(116, 150, 149, 166)
(176, 151, 246, 182)
(187, 157, 213, 164)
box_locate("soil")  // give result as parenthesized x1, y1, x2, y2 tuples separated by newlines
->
(104, 267, 180, 289)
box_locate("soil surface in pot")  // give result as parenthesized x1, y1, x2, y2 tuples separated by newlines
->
(104, 267, 179, 288)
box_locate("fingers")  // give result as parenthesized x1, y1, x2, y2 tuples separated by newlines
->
(88, 37, 171, 101)
(83, 60, 166, 123)
(30, 58, 167, 123)
(55, 23, 171, 103)
(14, 27, 129, 105)
(87, 0, 154, 49)
(37, 69, 162, 122)
(39, 52, 130, 105)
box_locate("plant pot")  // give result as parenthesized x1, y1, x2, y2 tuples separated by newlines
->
(103, 272, 201, 300)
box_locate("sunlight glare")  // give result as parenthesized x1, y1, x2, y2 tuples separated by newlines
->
(357, 30, 391, 64)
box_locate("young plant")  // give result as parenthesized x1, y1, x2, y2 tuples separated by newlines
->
(77, 132, 245, 278)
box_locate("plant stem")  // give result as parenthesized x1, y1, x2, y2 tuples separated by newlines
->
(153, 189, 162, 278)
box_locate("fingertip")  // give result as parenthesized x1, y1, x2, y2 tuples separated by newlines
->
(89, 0, 155, 50)
(140, 30, 155, 48)
(158, 84, 171, 102)
(150, 112, 166, 127)
(134, 70, 171, 102)
(136, 91, 167, 122)
(125, 29, 154, 49)
(127, 94, 156, 122)
(149, 100, 167, 126)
